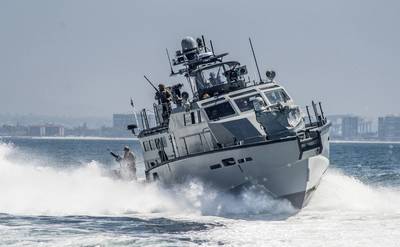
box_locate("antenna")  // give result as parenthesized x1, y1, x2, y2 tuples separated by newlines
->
(202, 35, 207, 52)
(209, 40, 215, 55)
(249, 37, 263, 83)
(166, 48, 175, 75)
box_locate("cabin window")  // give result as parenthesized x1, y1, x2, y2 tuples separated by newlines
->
(222, 158, 236, 166)
(264, 89, 290, 105)
(154, 137, 168, 149)
(245, 157, 253, 162)
(210, 164, 222, 170)
(155, 138, 161, 149)
(204, 102, 236, 120)
(162, 137, 168, 147)
(143, 142, 148, 151)
(234, 94, 262, 112)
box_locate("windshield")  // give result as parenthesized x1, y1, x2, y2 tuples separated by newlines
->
(204, 101, 236, 120)
(234, 94, 262, 112)
(264, 89, 290, 105)
(195, 65, 227, 91)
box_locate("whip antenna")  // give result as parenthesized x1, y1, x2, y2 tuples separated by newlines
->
(166, 48, 175, 75)
(249, 37, 263, 83)
(202, 35, 207, 52)
(210, 40, 215, 55)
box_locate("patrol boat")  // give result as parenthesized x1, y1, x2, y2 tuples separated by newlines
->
(130, 36, 330, 208)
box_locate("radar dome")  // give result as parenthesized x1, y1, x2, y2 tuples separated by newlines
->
(181, 37, 197, 52)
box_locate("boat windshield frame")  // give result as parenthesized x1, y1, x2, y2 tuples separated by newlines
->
(193, 61, 244, 98)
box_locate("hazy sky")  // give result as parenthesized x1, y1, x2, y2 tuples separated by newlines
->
(0, 0, 399, 118)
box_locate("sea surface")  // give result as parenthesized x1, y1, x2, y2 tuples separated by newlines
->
(0, 137, 399, 246)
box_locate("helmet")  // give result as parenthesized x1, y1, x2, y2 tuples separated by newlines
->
(124, 146, 130, 151)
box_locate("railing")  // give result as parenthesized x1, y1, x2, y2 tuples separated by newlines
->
(301, 101, 327, 128)
(297, 129, 323, 159)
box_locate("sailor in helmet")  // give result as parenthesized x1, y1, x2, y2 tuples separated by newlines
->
(155, 83, 172, 123)
(122, 145, 136, 180)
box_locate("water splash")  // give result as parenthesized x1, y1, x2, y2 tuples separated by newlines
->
(0, 142, 293, 217)
(0, 143, 186, 216)
(308, 169, 400, 213)
(1, 142, 398, 218)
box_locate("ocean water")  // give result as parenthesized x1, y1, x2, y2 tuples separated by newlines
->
(0, 137, 399, 246)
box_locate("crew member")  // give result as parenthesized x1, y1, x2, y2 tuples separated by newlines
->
(122, 146, 136, 180)
(155, 84, 172, 123)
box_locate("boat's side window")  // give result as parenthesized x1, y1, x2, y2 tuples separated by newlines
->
(245, 157, 253, 162)
(234, 94, 262, 112)
(210, 164, 222, 170)
(222, 158, 236, 166)
(155, 138, 161, 149)
(204, 102, 236, 121)
(154, 137, 168, 149)
(143, 140, 157, 151)
(162, 137, 168, 147)
(143, 141, 151, 152)
(264, 89, 290, 105)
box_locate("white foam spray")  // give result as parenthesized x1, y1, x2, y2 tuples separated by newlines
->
(1, 141, 400, 218)
(0, 142, 292, 217)
(308, 169, 400, 213)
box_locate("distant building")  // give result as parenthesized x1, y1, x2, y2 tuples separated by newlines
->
(378, 116, 400, 140)
(326, 115, 345, 138)
(28, 125, 46, 136)
(327, 115, 376, 140)
(342, 116, 359, 139)
(28, 125, 64, 137)
(45, 125, 65, 136)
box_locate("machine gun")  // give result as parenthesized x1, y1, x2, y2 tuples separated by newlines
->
(109, 150, 122, 162)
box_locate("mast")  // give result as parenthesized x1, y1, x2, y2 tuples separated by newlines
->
(249, 37, 263, 83)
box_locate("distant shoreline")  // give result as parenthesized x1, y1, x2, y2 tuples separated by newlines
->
(0, 136, 138, 141)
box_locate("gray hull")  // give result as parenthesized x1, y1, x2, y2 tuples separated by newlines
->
(147, 125, 330, 208)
